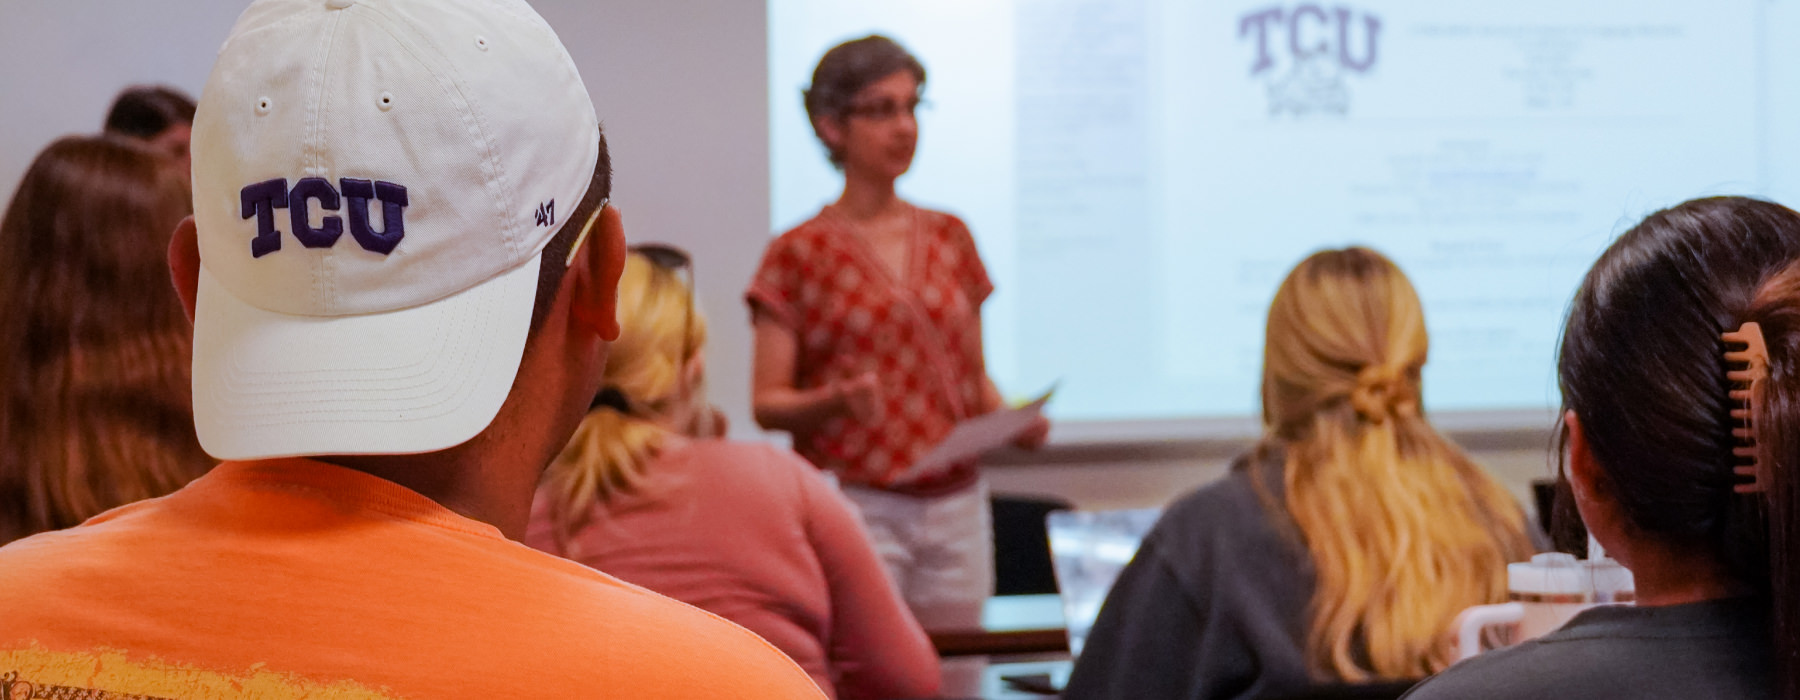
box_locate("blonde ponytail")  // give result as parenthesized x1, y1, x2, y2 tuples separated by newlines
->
(1261, 248, 1533, 681)
(540, 253, 708, 534)
(542, 408, 668, 534)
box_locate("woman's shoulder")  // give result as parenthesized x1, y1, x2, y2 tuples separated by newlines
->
(1147, 456, 1292, 559)
(771, 211, 843, 247)
(1166, 477, 1266, 527)
(676, 440, 818, 486)
(1398, 631, 1621, 700)
(674, 437, 780, 463)
(910, 206, 972, 238)
(1406, 598, 1774, 700)
(910, 204, 963, 224)
(1163, 457, 1279, 525)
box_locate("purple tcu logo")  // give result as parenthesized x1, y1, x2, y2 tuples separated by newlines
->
(240, 177, 408, 258)
(1238, 4, 1381, 117)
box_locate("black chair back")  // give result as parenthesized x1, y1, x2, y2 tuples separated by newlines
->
(990, 494, 1073, 595)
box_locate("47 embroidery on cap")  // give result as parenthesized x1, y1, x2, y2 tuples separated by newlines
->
(240, 177, 408, 258)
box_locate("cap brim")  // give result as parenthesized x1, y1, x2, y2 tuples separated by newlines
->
(192, 253, 541, 460)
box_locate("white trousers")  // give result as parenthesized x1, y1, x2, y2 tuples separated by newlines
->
(841, 479, 995, 629)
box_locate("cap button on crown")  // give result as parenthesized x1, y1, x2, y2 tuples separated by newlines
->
(326, 0, 356, 9)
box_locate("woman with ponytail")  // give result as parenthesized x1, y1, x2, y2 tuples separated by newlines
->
(1065, 247, 1535, 700)
(524, 248, 937, 700)
(1405, 196, 1796, 699)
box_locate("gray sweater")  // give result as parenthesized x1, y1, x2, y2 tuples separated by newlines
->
(1063, 457, 1325, 700)
(1401, 597, 1772, 700)
(1064, 452, 1533, 700)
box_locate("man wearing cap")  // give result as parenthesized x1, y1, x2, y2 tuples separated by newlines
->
(0, 1, 826, 698)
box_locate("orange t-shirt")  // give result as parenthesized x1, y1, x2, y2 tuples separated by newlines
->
(0, 459, 826, 699)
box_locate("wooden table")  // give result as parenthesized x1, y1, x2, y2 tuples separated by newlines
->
(937, 652, 1072, 699)
(927, 594, 1069, 657)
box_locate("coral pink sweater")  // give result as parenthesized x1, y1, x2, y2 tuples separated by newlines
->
(525, 439, 938, 700)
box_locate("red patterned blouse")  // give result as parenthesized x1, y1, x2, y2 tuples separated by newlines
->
(747, 206, 993, 495)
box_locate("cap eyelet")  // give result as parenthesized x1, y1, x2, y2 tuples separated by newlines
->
(255, 97, 273, 115)
(378, 92, 395, 111)
(475, 35, 490, 51)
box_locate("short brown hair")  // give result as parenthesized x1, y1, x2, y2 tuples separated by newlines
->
(802, 35, 925, 167)
(531, 128, 614, 331)
(103, 85, 197, 140)
(0, 135, 211, 544)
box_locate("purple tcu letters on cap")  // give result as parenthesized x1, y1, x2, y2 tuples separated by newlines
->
(239, 178, 408, 258)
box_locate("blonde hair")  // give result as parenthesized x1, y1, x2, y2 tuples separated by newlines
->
(540, 252, 707, 534)
(1259, 247, 1532, 681)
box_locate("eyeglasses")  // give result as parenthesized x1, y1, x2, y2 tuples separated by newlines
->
(844, 96, 927, 122)
(631, 242, 692, 277)
(589, 243, 696, 413)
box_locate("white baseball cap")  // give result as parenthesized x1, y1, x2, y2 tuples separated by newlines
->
(188, 0, 600, 459)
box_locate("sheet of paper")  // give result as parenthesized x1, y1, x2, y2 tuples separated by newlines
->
(896, 385, 1056, 483)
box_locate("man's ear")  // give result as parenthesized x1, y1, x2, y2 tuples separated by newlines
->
(570, 204, 626, 342)
(169, 215, 200, 323)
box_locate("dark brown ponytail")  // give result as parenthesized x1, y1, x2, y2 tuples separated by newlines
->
(1743, 263, 1800, 699)
(1559, 196, 1800, 699)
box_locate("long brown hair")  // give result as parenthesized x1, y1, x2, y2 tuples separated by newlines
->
(0, 135, 210, 544)
(1559, 197, 1800, 698)
(1259, 247, 1533, 681)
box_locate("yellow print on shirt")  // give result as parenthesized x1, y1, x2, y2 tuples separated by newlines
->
(1, 645, 397, 700)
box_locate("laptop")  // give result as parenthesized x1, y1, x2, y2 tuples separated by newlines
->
(1044, 508, 1162, 658)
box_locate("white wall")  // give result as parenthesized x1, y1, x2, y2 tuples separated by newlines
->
(531, 0, 770, 442)
(0, 1, 239, 198)
(0, 0, 1555, 512)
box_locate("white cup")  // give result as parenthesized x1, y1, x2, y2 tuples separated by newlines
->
(1453, 553, 1634, 660)
(1583, 557, 1635, 604)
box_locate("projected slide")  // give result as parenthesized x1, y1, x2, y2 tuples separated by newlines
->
(770, 0, 1800, 427)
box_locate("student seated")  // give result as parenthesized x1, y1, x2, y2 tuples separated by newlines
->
(102, 85, 195, 181)
(0, 0, 823, 697)
(1403, 196, 1795, 700)
(0, 135, 211, 546)
(527, 246, 939, 700)
(1064, 247, 1535, 700)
